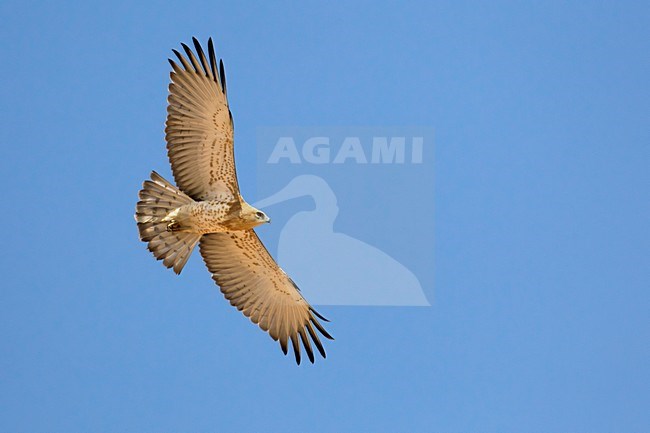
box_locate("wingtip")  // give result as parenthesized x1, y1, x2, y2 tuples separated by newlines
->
(219, 59, 227, 96)
(298, 329, 315, 364)
(207, 38, 219, 85)
(306, 323, 327, 358)
(310, 307, 330, 322)
(290, 335, 301, 365)
(310, 316, 334, 340)
(171, 49, 185, 67)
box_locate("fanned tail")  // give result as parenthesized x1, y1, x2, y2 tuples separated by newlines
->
(135, 171, 201, 274)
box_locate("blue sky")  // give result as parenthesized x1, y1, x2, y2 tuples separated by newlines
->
(1, 1, 648, 432)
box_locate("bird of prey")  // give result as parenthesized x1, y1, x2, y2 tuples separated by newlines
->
(135, 37, 332, 364)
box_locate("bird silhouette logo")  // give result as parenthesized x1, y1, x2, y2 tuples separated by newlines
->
(255, 175, 430, 306)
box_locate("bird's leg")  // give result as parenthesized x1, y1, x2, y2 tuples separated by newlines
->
(166, 220, 182, 232)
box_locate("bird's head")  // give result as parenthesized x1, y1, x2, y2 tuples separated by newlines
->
(240, 202, 271, 228)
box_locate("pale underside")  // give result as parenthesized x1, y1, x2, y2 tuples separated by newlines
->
(137, 38, 332, 363)
(164, 200, 234, 233)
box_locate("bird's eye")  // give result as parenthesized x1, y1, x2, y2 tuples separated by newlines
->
(255, 211, 264, 218)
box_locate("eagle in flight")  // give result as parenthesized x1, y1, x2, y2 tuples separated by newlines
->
(135, 38, 332, 364)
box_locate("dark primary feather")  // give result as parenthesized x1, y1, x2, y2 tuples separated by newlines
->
(299, 328, 315, 364)
(306, 322, 327, 358)
(191, 37, 211, 78)
(219, 59, 227, 97)
(310, 306, 331, 322)
(208, 38, 220, 88)
(290, 334, 301, 365)
(172, 48, 192, 71)
(181, 42, 205, 77)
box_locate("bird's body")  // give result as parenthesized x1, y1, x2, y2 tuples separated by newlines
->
(164, 200, 235, 233)
(163, 198, 267, 233)
(135, 38, 332, 364)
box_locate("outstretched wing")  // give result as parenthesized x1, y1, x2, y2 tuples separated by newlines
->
(199, 231, 333, 364)
(165, 38, 238, 201)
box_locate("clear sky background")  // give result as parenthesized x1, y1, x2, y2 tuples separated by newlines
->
(1, 1, 648, 432)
